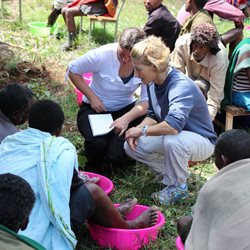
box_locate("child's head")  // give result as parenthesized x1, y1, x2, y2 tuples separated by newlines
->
(0, 173, 35, 232)
(0, 83, 34, 125)
(28, 100, 65, 136)
(214, 129, 250, 170)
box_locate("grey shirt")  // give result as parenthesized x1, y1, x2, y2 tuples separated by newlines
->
(0, 110, 18, 143)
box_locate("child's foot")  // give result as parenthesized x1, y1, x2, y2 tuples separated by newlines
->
(117, 198, 138, 216)
(127, 206, 158, 229)
(87, 177, 100, 184)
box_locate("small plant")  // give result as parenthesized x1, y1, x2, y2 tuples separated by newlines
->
(27, 81, 51, 99)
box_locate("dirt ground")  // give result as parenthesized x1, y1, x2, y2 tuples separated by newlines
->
(0, 44, 80, 134)
(0, 44, 65, 91)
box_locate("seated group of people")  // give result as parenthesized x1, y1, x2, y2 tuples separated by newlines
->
(0, 1, 249, 249)
(1, 26, 250, 250)
(47, 0, 249, 52)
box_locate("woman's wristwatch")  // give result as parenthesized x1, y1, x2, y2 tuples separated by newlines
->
(141, 125, 148, 136)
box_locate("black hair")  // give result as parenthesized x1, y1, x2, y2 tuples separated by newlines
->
(28, 100, 64, 134)
(190, 23, 220, 55)
(214, 129, 250, 164)
(118, 27, 146, 51)
(0, 83, 34, 117)
(193, 0, 208, 9)
(0, 173, 35, 232)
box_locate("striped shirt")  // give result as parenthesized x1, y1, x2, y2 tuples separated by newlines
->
(232, 69, 250, 92)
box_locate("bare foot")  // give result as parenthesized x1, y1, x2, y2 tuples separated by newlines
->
(87, 177, 100, 184)
(117, 198, 138, 216)
(127, 206, 158, 229)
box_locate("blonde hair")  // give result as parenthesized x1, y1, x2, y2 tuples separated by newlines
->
(131, 36, 170, 73)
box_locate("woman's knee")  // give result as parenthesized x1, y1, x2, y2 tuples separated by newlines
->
(163, 135, 180, 150)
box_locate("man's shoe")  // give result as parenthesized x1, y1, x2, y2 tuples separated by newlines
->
(152, 184, 189, 206)
(62, 32, 77, 51)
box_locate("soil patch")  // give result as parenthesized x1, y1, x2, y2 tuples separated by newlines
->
(0, 45, 65, 92)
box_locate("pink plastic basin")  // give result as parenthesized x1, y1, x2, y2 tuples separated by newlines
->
(88, 204, 165, 250)
(74, 72, 93, 106)
(81, 171, 114, 195)
(176, 236, 184, 250)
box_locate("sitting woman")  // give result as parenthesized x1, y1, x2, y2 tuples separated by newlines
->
(124, 36, 216, 205)
(222, 38, 250, 111)
(67, 27, 148, 173)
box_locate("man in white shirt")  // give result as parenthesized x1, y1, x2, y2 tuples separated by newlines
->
(171, 23, 229, 120)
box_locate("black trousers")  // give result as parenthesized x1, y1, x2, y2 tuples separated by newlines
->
(70, 184, 95, 235)
(77, 102, 145, 168)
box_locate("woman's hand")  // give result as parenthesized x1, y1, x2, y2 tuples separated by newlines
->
(111, 116, 129, 136)
(89, 95, 107, 113)
(125, 127, 142, 150)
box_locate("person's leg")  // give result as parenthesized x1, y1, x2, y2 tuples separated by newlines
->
(177, 216, 193, 244)
(70, 184, 95, 237)
(62, 7, 83, 50)
(64, 7, 82, 33)
(161, 131, 214, 186)
(125, 131, 214, 204)
(124, 135, 166, 175)
(150, 131, 214, 205)
(47, 7, 61, 27)
(61, 7, 67, 23)
(77, 103, 113, 172)
(107, 102, 145, 163)
(85, 183, 158, 229)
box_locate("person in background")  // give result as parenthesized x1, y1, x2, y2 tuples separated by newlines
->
(61, 0, 107, 51)
(124, 36, 216, 206)
(67, 27, 148, 173)
(0, 83, 35, 143)
(178, 129, 250, 250)
(171, 23, 229, 121)
(222, 38, 250, 111)
(177, 0, 246, 58)
(179, 0, 214, 36)
(143, 0, 181, 52)
(226, 0, 250, 18)
(47, 0, 74, 27)
(0, 173, 45, 250)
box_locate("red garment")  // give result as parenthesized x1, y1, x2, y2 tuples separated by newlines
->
(67, 0, 98, 8)
(205, 0, 245, 22)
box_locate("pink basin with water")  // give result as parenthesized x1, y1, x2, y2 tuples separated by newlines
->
(88, 204, 165, 250)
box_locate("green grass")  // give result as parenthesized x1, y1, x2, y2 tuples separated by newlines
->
(0, 0, 244, 249)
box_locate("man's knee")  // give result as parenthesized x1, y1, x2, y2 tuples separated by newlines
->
(66, 8, 81, 18)
(61, 7, 67, 16)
